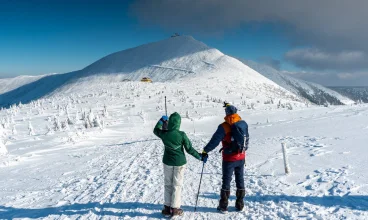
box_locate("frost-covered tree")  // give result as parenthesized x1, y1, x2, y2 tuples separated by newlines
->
(102, 105, 109, 118)
(0, 123, 4, 137)
(12, 125, 17, 135)
(62, 120, 70, 131)
(84, 117, 91, 129)
(75, 111, 80, 122)
(46, 124, 54, 135)
(88, 109, 95, 127)
(67, 115, 74, 125)
(93, 115, 102, 128)
(53, 117, 61, 131)
(0, 138, 7, 155)
(186, 110, 190, 119)
(28, 121, 35, 136)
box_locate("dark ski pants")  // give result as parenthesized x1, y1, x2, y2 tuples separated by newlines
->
(222, 159, 245, 190)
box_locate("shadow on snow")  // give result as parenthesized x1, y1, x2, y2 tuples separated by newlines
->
(1, 195, 367, 219)
(202, 193, 368, 212)
(0, 202, 215, 219)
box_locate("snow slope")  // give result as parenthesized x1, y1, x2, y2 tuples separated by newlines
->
(0, 75, 47, 95)
(0, 81, 367, 219)
(241, 60, 354, 105)
(329, 86, 368, 103)
(0, 36, 304, 108)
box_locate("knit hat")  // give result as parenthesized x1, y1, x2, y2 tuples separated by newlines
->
(225, 105, 237, 116)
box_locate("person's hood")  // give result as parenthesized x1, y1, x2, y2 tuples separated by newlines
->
(168, 112, 181, 130)
(224, 113, 241, 125)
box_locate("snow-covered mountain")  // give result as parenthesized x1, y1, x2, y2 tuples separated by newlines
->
(0, 36, 304, 108)
(329, 86, 368, 103)
(0, 75, 47, 95)
(240, 60, 354, 105)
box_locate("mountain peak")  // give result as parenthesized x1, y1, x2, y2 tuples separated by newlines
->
(82, 35, 212, 74)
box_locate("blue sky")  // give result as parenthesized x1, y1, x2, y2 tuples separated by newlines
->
(0, 0, 293, 76)
(1, 0, 367, 86)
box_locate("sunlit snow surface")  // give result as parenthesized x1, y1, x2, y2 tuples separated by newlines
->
(0, 81, 367, 219)
(0, 36, 352, 108)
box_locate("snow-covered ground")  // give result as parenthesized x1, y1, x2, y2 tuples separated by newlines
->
(0, 81, 367, 219)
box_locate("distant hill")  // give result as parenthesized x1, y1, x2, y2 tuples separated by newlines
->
(240, 60, 354, 105)
(328, 87, 368, 103)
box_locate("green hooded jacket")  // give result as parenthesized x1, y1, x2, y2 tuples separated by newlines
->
(153, 112, 201, 166)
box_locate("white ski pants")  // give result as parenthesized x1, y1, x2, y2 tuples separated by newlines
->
(163, 164, 186, 208)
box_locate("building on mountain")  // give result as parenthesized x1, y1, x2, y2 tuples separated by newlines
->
(141, 77, 152, 83)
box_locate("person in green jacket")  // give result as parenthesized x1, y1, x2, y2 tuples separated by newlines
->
(153, 112, 205, 217)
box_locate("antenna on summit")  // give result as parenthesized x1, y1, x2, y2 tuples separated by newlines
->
(171, 33, 180, 37)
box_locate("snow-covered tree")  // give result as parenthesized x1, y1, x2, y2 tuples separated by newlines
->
(53, 117, 61, 131)
(28, 121, 35, 136)
(186, 110, 190, 119)
(62, 120, 70, 131)
(93, 115, 102, 128)
(46, 125, 54, 135)
(67, 115, 74, 125)
(84, 117, 91, 129)
(12, 125, 17, 135)
(0, 138, 7, 155)
(75, 111, 80, 122)
(88, 109, 94, 127)
(102, 105, 109, 118)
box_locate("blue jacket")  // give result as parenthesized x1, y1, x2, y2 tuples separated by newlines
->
(204, 120, 249, 153)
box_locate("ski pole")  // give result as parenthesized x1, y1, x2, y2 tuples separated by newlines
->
(194, 162, 205, 211)
(165, 96, 167, 116)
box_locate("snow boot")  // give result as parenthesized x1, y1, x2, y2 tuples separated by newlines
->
(217, 189, 230, 213)
(235, 189, 245, 211)
(161, 205, 171, 217)
(171, 208, 184, 218)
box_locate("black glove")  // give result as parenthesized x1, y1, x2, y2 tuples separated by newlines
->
(160, 116, 169, 131)
(200, 151, 208, 163)
(244, 137, 249, 151)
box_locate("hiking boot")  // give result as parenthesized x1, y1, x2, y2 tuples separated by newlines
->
(161, 205, 171, 217)
(171, 208, 184, 217)
(235, 189, 245, 211)
(217, 189, 230, 213)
